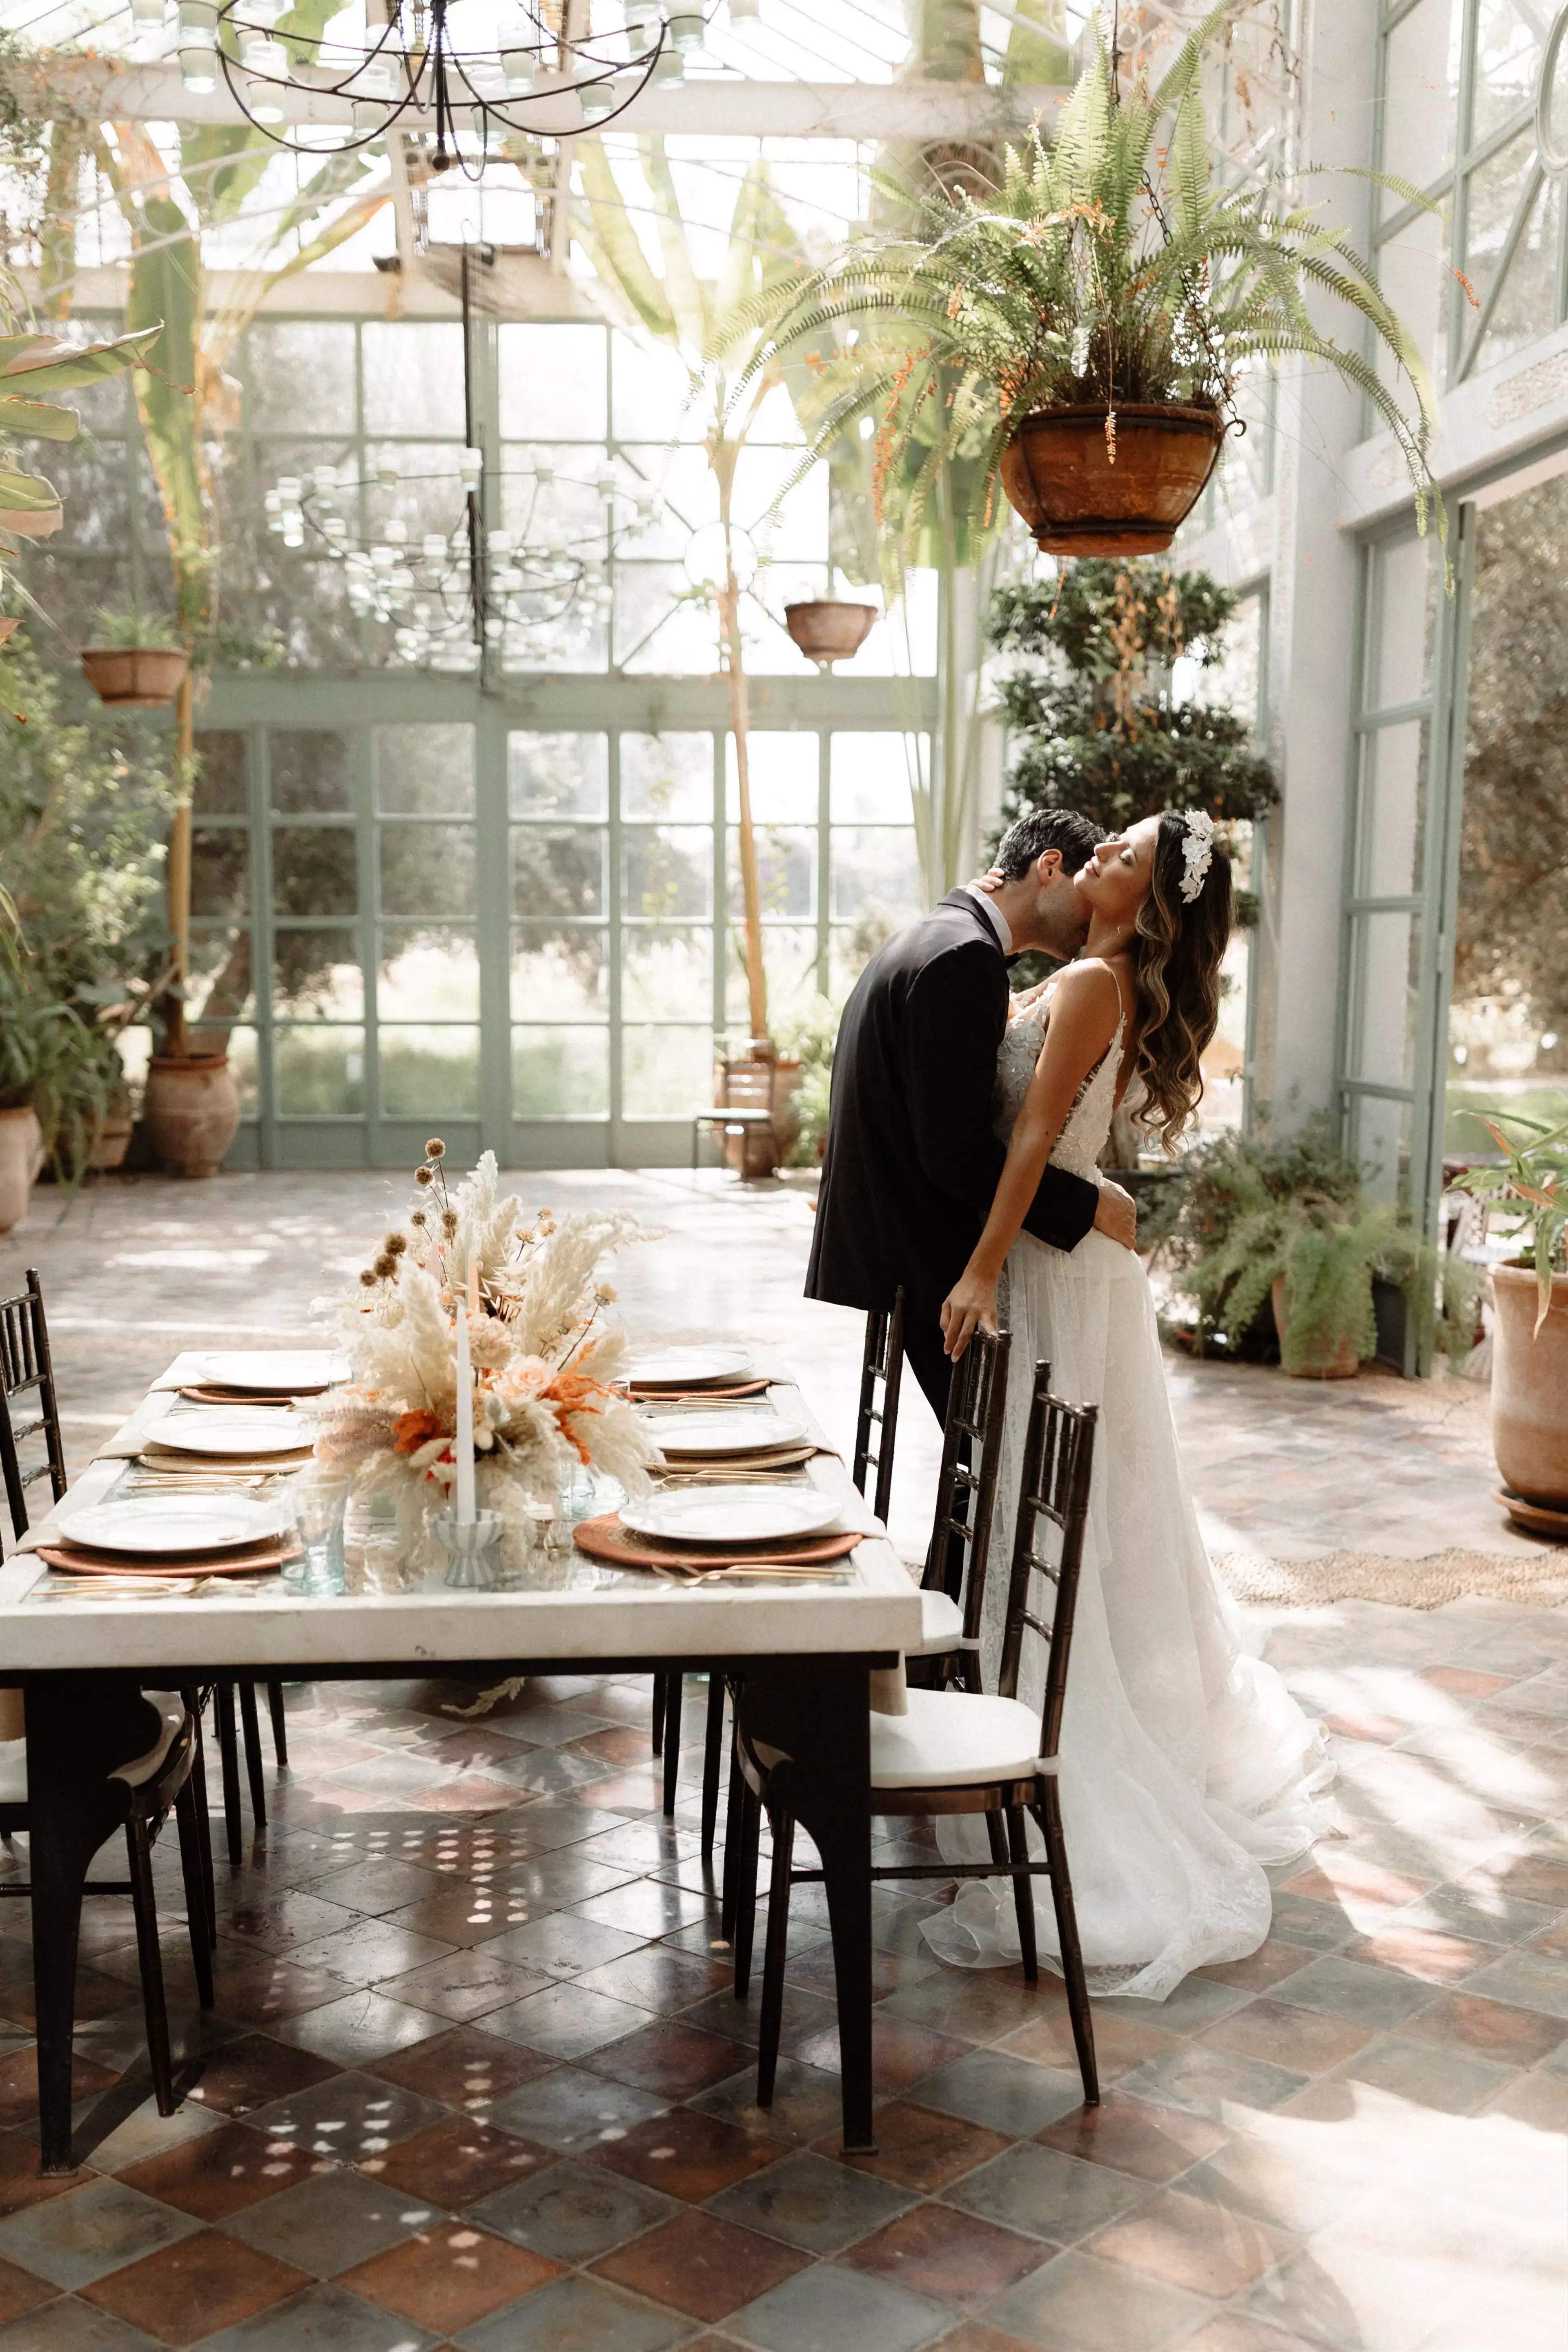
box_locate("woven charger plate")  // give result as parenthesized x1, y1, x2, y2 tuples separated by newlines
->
(36, 1536, 301, 1578)
(573, 1511, 862, 1572)
(626, 1378, 773, 1403)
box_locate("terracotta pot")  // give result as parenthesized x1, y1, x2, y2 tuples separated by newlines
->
(141, 1053, 240, 1178)
(1490, 1261, 1568, 1508)
(1271, 1277, 1359, 1380)
(784, 600, 878, 666)
(79, 647, 190, 708)
(999, 402, 1224, 555)
(715, 1053, 780, 1180)
(87, 1089, 135, 1172)
(0, 619, 19, 647)
(0, 1106, 43, 1234)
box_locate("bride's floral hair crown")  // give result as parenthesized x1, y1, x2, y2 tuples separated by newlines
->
(1176, 808, 1216, 904)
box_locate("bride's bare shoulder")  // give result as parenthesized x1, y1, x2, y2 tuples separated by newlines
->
(1044, 956, 1123, 1030)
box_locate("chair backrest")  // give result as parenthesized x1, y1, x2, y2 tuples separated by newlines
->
(0, 1270, 67, 1541)
(852, 1289, 905, 1524)
(923, 1326, 1011, 1635)
(998, 1360, 1099, 1760)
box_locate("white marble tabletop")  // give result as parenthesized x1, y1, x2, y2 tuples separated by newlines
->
(1, 1360, 923, 1678)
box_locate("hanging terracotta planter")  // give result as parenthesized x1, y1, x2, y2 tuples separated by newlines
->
(79, 647, 190, 708)
(999, 403, 1225, 556)
(784, 600, 877, 667)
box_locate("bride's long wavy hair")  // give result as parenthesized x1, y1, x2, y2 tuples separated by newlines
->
(1128, 813, 1233, 1149)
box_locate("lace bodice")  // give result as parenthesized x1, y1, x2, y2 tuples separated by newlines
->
(996, 981, 1125, 1180)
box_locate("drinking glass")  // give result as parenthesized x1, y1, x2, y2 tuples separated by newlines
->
(286, 1466, 350, 1593)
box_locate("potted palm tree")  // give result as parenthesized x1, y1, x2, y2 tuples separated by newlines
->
(742, 11, 1443, 563)
(1454, 1110, 1568, 1525)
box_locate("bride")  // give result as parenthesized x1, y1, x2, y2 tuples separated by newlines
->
(925, 807, 1334, 1998)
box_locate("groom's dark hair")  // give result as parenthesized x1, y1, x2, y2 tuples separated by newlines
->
(993, 808, 1098, 881)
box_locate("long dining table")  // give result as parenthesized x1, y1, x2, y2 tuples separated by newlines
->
(2, 1355, 922, 2174)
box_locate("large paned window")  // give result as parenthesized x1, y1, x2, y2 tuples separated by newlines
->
(1374, 0, 1568, 390)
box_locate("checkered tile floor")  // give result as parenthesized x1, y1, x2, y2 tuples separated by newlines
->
(0, 1619, 1563, 2352)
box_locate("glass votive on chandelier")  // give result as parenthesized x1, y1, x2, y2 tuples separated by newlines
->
(459, 446, 484, 490)
(579, 78, 619, 122)
(383, 517, 408, 545)
(241, 0, 281, 25)
(668, 6, 704, 51)
(486, 526, 513, 555)
(652, 42, 684, 82)
(242, 31, 287, 74)
(323, 514, 348, 546)
(354, 95, 394, 130)
(421, 532, 448, 566)
(130, 0, 165, 22)
(484, 615, 505, 640)
(354, 54, 396, 100)
(377, 455, 400, 487)
(493, 564, 524, 592)
(388, 565, 416, 596)
(532, 455, 555, 486)
(624, 0, 658, 54)
(275, 476, 302, 500)
(180, 46, 218, 90)
(312, 463, 338, 494)
(728, 0, 761, 18)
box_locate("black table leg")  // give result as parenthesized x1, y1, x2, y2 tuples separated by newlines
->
(24, 1677, 157, 2174)
(737, 1661, 875, 2154)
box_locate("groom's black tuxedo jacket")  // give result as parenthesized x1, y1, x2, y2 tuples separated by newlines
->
(806, 891, 1100, 1327)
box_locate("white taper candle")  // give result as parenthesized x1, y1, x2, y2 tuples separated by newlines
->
(454, 1304, 477, 1525)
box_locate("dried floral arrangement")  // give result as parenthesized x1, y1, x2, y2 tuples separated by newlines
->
(312, 1140, 655, 1543)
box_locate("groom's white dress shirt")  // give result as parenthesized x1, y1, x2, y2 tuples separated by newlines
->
(957, 885, 1013, 956)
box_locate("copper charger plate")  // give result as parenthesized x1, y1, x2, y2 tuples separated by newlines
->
(36, 1536, 302, 1578)
(625, 1378, 774, 1403)
(178, 1384, 321, 1405)
(573, 1511, 861, 1573)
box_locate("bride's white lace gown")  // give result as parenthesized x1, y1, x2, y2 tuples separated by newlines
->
(924, 985, 1334, 1997)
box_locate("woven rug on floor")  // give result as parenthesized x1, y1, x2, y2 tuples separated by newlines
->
(1214, 1547, 1568, 1610)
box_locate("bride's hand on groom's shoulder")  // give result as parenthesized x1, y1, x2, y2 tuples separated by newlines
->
(967, 868, 1007, 895)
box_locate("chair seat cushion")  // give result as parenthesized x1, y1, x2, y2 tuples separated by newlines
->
(869, 1686, 1043, 1790)
(906, 1588, 964, 1659)
(110, 1692, 186, 1789)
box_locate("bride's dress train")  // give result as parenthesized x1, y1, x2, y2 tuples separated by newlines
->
(923, 992, 1335, 1999)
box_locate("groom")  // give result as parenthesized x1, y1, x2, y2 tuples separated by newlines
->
(806, 808, 1137, 1427)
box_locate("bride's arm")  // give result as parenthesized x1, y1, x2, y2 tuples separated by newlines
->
(940, 961, 1123, 1360)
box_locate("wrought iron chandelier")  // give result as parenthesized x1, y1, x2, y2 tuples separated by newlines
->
(174, 0, 714, 163)
(265, 444, 661, 668)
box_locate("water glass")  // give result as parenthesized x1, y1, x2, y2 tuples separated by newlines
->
(286, 1466, 350, 1593)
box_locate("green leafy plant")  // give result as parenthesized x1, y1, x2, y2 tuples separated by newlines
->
(991, 557, 1277, 836)
(1453, 1106, 1568, 1336)
(0, 632, 180, 1170)
(776, 997, 838, 1167)
(87, 603, 183, 650)
(1187, 1191, 1476, 1376)
(735, 8, 1442, 560)
(0, 317, 158, 572)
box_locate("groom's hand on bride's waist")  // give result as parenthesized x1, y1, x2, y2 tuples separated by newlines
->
(1093, 1180, 1138, 1251)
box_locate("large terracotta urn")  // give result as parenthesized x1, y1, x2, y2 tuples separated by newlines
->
(0, 1106, 44, 1233)
(999, 402, 1224, 555)
(1490, 1262, 1568, 1509)
(141, 1053, 240, 1178)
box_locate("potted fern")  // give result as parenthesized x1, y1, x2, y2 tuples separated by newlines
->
(1453, 1109, 1568, 1521)
(744, 11, 1442, 561)
(80, 605, 189, 709)
(1188, 1190, 1475, 1380)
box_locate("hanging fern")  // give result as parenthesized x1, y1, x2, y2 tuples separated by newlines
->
(723, 5, 1444, 564)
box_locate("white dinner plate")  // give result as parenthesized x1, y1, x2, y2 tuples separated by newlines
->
(649, 1408, 809, 1459)
(56, 1493, 294, 1556)
(192, 1351, 350, 1393)
(624, 1344, 754, 1389)
(619, 1485, 841, 1545)
(143, 1409, 314, 1458)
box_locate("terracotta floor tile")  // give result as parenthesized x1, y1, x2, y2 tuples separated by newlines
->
(0, 2046, 120, 2128)
(79, 2227, 309, 2345)
(922, 2326, 1041, 2352)
(589, 2107, 782, 2202)
(576, 1946, 731, 2014)
(817, 2100, 1011, 2193)
(0, 2250, 54, 2323)
(183, 2033, 341, 2119)
(367, 2024, 555, 2115)
(1036, 2090, 1229, 2183)
(116, 2120, 327, 2220)
(1421, 1668, 1514, 1697)
(1198, 1997, 1374, 2076)
(592, 2206, 809, 2322)
(1461, 1851, 1568, 1911)
(1341, 1925, 1491, 1986)
(584, 2021, 748, 2101)
(338, 2219, 560, 2332)
(784, 1943, 927, 2005)
(209, 1960, 356, 2029)
(876, 1971, 1048, 2046)
(1086, 2184, 1296, 2298)
(365, 2113, 554, 2205)
(1484, 2068, 1568, 2130)
(999, 2007, 1177, 2081)
(1194, 1944, 1314, 1997)
(787, 2014, 970, 2097)
(0, 2133, 82, 2221)
(382, 1948, 553, 2025)
(1182, 2319, 1326, 2352)
(839, 2200, 1050, 2312)
(1400, 1987, 1568, 2066)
